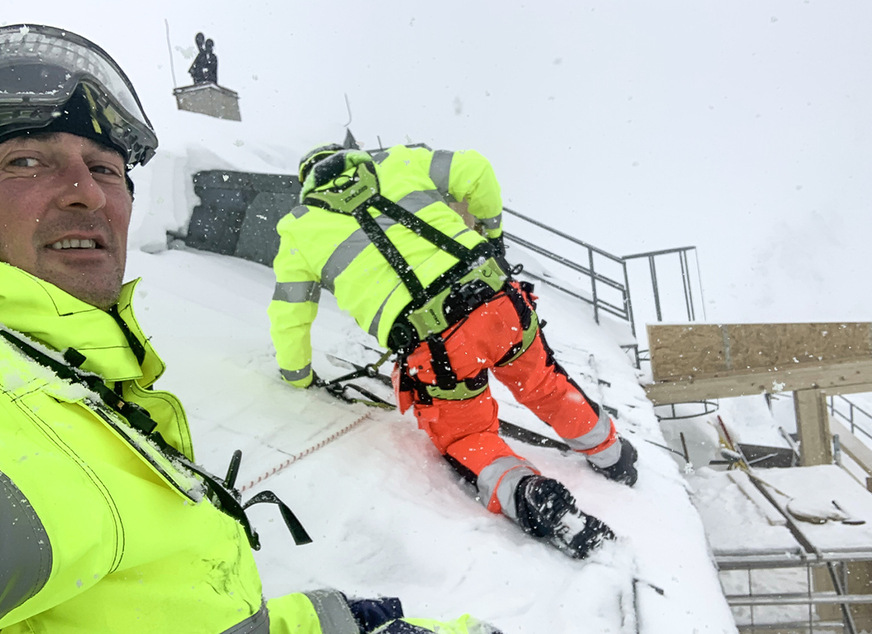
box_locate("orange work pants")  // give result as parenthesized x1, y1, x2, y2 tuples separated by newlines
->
(398, 289, 616, 514)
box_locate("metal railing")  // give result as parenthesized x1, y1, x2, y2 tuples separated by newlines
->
(502, 206, 704, 367)
(722, 558, 867, 633)
(502, 206, 633, 329)
(623, 246, 703, 323)
(829, 395, 872, 446)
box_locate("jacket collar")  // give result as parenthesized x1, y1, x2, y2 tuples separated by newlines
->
(0, 262, 165, 386)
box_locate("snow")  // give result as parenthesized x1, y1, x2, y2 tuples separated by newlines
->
(5, 2, 872, 632)
(121, 245, 733, 632)
(8, 1, 872, 325)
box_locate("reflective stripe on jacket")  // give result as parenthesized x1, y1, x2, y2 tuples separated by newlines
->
(0, 263, 335, 633)
(269, 145, 503, 387)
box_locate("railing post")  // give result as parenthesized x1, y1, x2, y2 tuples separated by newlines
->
(621, 259, 636, 339)
(680, 249, 695, 321)
(648, 256, 663, 322)
(588, 246, 599, 324)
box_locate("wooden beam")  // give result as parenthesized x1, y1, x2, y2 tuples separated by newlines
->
(794, 388, 832, 465)
(831, 382, 872, 397)
(645, 359, 872, 405)
(647, 322, 872, 382)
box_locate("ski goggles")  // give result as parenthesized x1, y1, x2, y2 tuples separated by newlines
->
(0, 24, 158, 167)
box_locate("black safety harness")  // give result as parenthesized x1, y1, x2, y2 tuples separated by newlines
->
(0, 327, 312, 551)
(302, 151, 535, 399)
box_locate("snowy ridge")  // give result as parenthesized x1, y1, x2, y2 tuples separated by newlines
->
(127, 247, 737, 632)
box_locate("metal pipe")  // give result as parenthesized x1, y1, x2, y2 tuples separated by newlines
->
(621, 259, 637, 340)
(504, 233, 625, 289)
(648, 256, 662, 322)
(623, 246, 698, 260)
(589, 247, 599, 324)
(828, 561, 858, 634)
(736, 620, 846, 632)
(502, 206, 624, 260)
(680, 249, 695, 321)
(727, 592, 872, 606)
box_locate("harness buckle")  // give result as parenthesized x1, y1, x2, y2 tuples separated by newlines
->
(401, 257, 507, 343)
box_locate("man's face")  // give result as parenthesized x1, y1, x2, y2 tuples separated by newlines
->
(0, 132, 132, 309)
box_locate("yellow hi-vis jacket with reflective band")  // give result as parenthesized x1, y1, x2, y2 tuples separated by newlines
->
(269, 145, 503, 387)
(0, 263, 351, 633)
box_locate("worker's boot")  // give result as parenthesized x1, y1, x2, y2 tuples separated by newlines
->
(590, 436, 639, 486)
(514, 475, 614, 559)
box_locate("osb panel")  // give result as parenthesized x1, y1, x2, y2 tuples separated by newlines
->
(648, 323, 872, 382)
(727, 323, 872, 371)
(647, 324, 726, 381)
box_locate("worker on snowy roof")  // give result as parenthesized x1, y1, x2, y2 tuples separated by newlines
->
(269, 140, 639, 559)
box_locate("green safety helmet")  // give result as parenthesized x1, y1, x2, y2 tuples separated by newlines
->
(298, 143, 344, 184)
(0, 24, 158, 168)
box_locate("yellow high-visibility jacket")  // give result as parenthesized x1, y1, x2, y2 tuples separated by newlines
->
(269, 145, 503, 387)
(0, 263, 490, 634)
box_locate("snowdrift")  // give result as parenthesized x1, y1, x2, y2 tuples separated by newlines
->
(126, 245, 737, 632)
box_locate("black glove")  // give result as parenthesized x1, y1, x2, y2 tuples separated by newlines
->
(487, 235, 505, 258)
(591, 437, 638, 487)
(307, 370, 323, 389)
(347, 596, 404, 633)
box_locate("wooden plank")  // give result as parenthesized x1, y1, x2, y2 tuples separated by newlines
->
(727, 470, 787, 526)
(648, 323, 872, 382)
(645, 359, 872, 405)
(755, 465, 872, 551)
(647, 324, 725, 381)
(729, 322, 872, 371)
(832, 383, 872, 397)
(832, 418, 872, 478)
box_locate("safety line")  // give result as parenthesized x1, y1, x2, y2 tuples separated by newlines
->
(239, 411, 374, 492)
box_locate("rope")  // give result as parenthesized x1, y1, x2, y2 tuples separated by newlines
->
(240, 411, 374, 492)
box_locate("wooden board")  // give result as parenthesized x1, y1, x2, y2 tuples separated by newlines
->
(756, 465, 872, 555)
(648, 323, 872, 382)
(644, 360, 872, 405)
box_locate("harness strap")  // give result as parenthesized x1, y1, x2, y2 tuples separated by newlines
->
(423, 369, 489, 402)
(404, 282, 541, 402)
(426, 334, 457, 391)
(351, 201, 427, 301)
(305, 153, 521, 399)
(366, 194, 487, 266)
(302, 154, 500, 312)
(107, 304, 146, 365)
(0, 328, 312, 550)
(495, 283, 540, 367)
